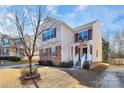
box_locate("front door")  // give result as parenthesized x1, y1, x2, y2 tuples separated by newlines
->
(83, 48, 87, 54)
(75, 46, 80, 60)
(83, 48, 87, 59)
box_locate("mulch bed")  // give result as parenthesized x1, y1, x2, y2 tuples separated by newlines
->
(20, 73, 41, 84)
(66, 64, 108, 87)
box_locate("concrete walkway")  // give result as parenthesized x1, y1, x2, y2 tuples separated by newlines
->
(95, 65, 124, 88)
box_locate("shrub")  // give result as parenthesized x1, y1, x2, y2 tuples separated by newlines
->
(21, 67, 38, 77)
(0, 56, 8, 60)
(38, 60, 54, 66)
(0, 56, 21, 61)
(9, 56, 21, 61)
(83, 61, 89, 69)
(59, 61, 73, 68)
(38, 60, 46, 66)
(46, 60, 54, 66)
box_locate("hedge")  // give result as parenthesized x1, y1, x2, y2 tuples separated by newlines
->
(0, 56, 21, 61)
(38, 60, 54, 66)
(59, 61, 73, 68)
(38, 60, 73, 68)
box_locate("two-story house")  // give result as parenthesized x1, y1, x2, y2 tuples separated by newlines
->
(0, 35, 24, 58)
(0, 34, 40, 61)
(39, 20, 102, 68)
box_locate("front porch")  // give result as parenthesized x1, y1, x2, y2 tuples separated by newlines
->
(70, 41, 93, 69)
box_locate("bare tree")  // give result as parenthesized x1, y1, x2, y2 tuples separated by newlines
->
(3, 5, 56, 88)
(114, 30, 124, 58)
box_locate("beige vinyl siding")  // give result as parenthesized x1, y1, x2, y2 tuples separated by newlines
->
(40, 23, 62, 47)
(92, 21, 102, 62)
(61, 24, 74, 62)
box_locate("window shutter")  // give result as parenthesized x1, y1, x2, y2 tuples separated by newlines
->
(55, 46, 57, 56)
(46, 48, 50, 56)
(56, 46, 61, 57)
(56, 46, 58, 57)
(74, 33, 78, 42)
(58, 46, 61, 57)
(54, 28, 56, 38)
(49, 48, 51, 56)
(88, 29, 92, 40)
(90, 45, 92, 54)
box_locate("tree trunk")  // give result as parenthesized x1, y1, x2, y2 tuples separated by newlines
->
(29, 58, 39, 88)
(29, 58, 32, 75)
(32, 79, 39, 88)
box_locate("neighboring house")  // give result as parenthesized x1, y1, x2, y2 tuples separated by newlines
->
(0, 34, 40, 61)
(39, 19, 102, 68)
(0, 34, 24, 58)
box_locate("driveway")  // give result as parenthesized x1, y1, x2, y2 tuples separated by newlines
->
(95, 65, 124, 88)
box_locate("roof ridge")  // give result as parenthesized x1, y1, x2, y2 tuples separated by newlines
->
(74, 20, 98, 30)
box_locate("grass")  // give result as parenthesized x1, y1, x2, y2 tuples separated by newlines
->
(0, 63, 109, 88)
(66, 63, 109, 87)
(19, 60, 38, 64)
(0, 67, 87, 88)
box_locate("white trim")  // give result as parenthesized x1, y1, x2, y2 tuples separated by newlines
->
(61, 25, 64, 62)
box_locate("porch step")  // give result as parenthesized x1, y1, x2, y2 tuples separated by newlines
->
(75, 61, 81, 66)
(73, 66, 81, 70)
(74, 61, 87, 70)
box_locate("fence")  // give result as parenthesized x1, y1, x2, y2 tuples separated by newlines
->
(109, 58, 124, 65)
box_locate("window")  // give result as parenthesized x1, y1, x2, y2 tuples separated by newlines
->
(3, 49, 9, 54)
(15, 39, 21, 45)
(51, 47, 56, 56)
(3, 38, 9, 45)
(16, 48, 19, 53)
(78, 31, 88, 41)
(42, 49, 47, 56)
(42, 28, 56, 41)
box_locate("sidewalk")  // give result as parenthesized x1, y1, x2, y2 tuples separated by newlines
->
(0, 63, 38, 69)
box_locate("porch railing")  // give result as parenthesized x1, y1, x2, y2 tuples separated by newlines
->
(73, 53, 92, 68)
(80, 53, 86, 69)
(87, 54, 92, 61)
(73, 54, 79, 67)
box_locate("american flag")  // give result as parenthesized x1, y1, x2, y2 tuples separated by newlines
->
(78, 39, 86, 49)
(78, 40, 84, 49)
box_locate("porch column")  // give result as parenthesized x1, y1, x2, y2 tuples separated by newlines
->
(87, 43, 90, 61)
(73, 45, 75, 58)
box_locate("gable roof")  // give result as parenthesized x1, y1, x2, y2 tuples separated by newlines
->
(61, 21, 75, 33)
(74, 20, 98, 32)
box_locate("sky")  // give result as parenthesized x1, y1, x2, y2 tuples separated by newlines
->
(47, 5, 124, 39)
(0, 5, 124, 38)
